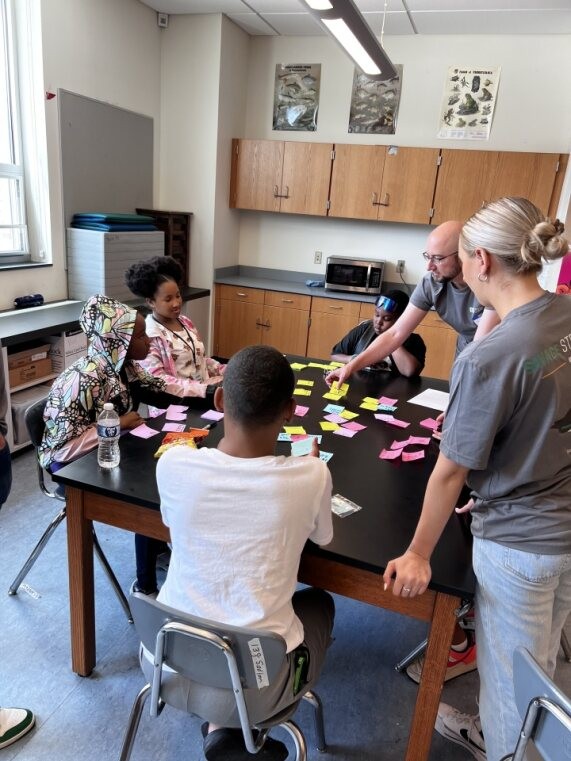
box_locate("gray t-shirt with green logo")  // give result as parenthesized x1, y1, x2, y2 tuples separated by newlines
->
(441, 292, 571, 554)
(410, 273, 485, 355)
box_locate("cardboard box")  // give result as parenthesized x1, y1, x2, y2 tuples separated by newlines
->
(11, 383, 53, 445)
(47, 330, 88, 373)
(9, 358, 53, 389)
(7, 342, 51, 370)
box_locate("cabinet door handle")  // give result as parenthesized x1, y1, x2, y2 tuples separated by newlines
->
(330, 305, 343, 311)
(481, 200, 487, 208)
(380, 192, 390, 206)
(371, 192, 378, 206)
(372, 192, 390, 206)
(274, 185, 290, 199)
(281, 298, 294, 304)
(236, 291, 248, 298)
(273, 185, 279, 197)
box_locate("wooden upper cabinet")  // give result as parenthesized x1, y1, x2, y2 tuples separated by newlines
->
(230, 139, 283, 212)
(230, 139, 333, 216)
(328, 144, 438, 224)
(432, 149, 562, 224)
(328, 144, 385, 220)
(280, 142, 332, 216)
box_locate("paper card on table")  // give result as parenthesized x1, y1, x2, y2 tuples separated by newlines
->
(201, 409, 224, 421)
(284, 426, 306, 435)
(380, 448, 403, 460)
(291, 437, 317, 456)
(130, 424, 161, 439)
(331, 493, 362, 517)
(339, 409, 359, 420)
(408, 388, 450, 412)
(324, 391, 345, 401)
(342, 421, 366, 432)
(277, 432, 292, 442)
(147, 407, 166, 418)
(360, 402, 379, 411)
(362, 397, 380, 405)
(319, 451, 334, 463)
(324, 413, 346, 424)
(324, 403, 345, 414)
(290, 434, 321, 443)
(162, 422, 186, 432)
(378, 396, 398, 406)
(290, 362, 307, 371)
(293, 388, 311, 396)
(408, 435, 431, 446)
(297, 379, 314, 387)
(308, 362, 330, 370)
(374, 414, 410, 428)
(420, 417, 440, 430)
(402, 449, 425, 462)
(391, 438, 410, 449)
(329, 361, 344, 368)
(320, 421, 340, 431)
(378, 404, 397, 412)
(166, 410, 187, 421)
(166, 404, 188, 414)
(294, 405, 309, 417)
(333, 427, 357, 438)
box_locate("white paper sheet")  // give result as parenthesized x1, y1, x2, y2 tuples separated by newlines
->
(407, 389, 450, 412)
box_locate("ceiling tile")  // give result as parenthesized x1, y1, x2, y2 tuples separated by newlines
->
(139, 0, 245, 13)
(226, 12, 278, 34)
(363, 11, 416, 35)
(240, 0, 306, 10)
(412, 9, 571, 34)
(406, 0, 571, 9)
(260, 12, 328, 35)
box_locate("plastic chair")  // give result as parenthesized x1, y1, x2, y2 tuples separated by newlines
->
(119, 590, 327, 761)
(7, 398, 132, 623)
(501, 646, 571, 761)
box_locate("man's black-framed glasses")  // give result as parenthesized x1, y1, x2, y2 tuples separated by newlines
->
(422, 250, 458, 264)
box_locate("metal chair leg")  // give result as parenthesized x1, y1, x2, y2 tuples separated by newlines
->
(118, 684, 151, 761)
(395, 637, 428, 672)
(8, 506, 67, 595)
(92, 528, 133, 623)
(302, 690, 326, 751)
(280, 720, 307, 761)
(561, 630, 571, 663)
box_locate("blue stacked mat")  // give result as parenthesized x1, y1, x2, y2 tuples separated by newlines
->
(71, 213, 157, 232)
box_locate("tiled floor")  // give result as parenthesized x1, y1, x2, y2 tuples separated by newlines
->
(1, 448, 569, 760)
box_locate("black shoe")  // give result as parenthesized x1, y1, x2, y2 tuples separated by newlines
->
(203, 728, 288, 760)
(133, 582, 158, 597)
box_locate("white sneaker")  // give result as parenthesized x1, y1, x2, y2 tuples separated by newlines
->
(435, 702, 486, 761)
(0, 707, 35, 749)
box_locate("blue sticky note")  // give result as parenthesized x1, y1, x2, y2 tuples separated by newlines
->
(319, 451, 334, 463)
(277, 432, 292, 442)
(324, 403, 345, 414)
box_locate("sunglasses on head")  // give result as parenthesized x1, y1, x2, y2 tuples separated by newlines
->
(375, 295, 399, 313)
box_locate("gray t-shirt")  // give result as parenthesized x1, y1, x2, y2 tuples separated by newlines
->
(440, 292, 571, 554)
(410, 272, 485, 354)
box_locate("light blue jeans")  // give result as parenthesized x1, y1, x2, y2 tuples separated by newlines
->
(473, 536, 571, 761)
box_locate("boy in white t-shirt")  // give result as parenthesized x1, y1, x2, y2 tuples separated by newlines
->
(155, 345, 335, 761)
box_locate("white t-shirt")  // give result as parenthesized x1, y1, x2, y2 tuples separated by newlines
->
(156, 446, 333, 652)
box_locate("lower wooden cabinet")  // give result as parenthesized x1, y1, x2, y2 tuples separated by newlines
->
(414, 311, 457, 381)
(306, 297, 361, 361)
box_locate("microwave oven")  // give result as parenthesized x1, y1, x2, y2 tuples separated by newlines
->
(325, 255, 385, 296)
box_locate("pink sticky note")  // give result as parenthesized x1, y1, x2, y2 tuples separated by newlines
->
(147, 407, 166, 418)
(324, 413, 347, 424)
(295, 405, 309, 417)
(162, 422, 186, 432)
(391, 438, 410, 450)
(342, 421, 366, 432)
(333, 427, 357, 438)
(408, 436, 431, 446)
(381, 417, 410, 429)
(166, 411, 187, 421)
(290, 434, 310, 442)
(402, 449, 425, 462)
(378, 396, 398, 406)
(380, 448, 403, 460)
(167, 404, 188, 414)
(201, 409, 224, 421)
(420, 417, 439, 430)
(129, 424, 160, 439)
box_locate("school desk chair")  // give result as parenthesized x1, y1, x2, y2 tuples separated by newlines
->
(7, 397, 132, 623)
(119, 589, 327, 761)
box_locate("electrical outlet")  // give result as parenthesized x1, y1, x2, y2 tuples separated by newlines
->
(396, 260, 405, 274)
(314, 251, 323, 265)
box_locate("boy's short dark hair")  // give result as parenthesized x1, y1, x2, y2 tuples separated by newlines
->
(223, 346, 294, 426)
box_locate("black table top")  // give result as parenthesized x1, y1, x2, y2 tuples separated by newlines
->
(53, 363, 475, 600)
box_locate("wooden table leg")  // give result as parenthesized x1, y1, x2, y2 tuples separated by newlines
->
(404, 591, 459, 761)
(65, 486, 95, 676)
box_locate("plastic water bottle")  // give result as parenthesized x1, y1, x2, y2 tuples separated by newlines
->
(97, 403, 120, 469)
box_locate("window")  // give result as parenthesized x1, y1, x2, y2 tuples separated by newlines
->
(0, 0, 28, 262)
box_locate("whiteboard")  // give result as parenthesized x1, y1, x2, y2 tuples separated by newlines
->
(59, 89, 153, 227)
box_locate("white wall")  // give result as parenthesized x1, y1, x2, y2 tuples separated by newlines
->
(236, 33, 571, 285)
(0, 0, 161, 311)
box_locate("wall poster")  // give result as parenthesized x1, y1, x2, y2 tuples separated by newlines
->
(348, 65, 403, 134)
(273, 64, 321, 131)
(438, 66, 501, 140)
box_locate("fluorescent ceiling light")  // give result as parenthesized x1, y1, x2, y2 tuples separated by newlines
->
(301, 0, 397, 82)
(322, 18, 380, 76)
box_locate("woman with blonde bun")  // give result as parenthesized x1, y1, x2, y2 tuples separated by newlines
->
(383, 197, 571, 761)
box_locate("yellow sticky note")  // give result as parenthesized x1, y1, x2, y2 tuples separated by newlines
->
(293, 388, 311, 396)
(297, 380, 314, 387)
(360, 402, 379, 411)
(323, 391, 345, 401)
(284, 426, 306, 435)
(340, 410, 359, 420)
(320, 421, 340, 431)
(290, 362, 307, 371)
(362, 397, 379, 405)
(308, 362, 330, 370)
(329, 361, 344, 368)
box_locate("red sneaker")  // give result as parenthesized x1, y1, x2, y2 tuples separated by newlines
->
(406, 643, 477, 684)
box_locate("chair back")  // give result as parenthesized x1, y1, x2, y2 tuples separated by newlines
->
(511, 646, 571, 761)
(24, 397, 48, 449)
(130, 591, 287, 691)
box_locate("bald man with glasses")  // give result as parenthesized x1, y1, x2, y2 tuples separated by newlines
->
(327, 221, 499, 387)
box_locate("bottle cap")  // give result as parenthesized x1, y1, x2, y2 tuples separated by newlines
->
(103, 403, 114, 410)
